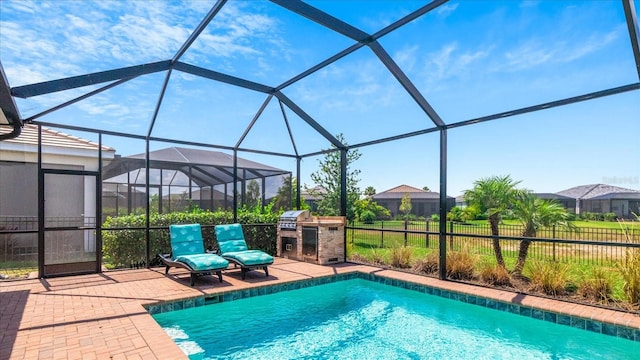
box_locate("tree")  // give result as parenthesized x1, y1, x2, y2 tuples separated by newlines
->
(464, 175, 522, 268)
(511, 192, 573, 276)
(422, 186, 430, 191)
(400, 192, 412, 220)
(354, 198, 390, 223)
(245, 179, 261, 210)
(364, 186, 376, 197)
(308, 133, 361, 220)
(273, 175, 301, 211)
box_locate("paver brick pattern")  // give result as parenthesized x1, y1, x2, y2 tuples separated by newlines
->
(1, 258, 639, 359)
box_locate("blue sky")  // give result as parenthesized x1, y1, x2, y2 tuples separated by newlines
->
(1, 0, 639, 196)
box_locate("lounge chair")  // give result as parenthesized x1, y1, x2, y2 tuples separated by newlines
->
(159, 224, 229, 286)
(214, 223, 274, 280)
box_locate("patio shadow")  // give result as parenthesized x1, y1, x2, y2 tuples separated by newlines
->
(0, 289, 29, 359)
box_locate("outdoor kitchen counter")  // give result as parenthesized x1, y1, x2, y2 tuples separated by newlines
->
(299, 216, 345, 226)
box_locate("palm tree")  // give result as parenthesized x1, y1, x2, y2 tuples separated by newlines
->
(464, 175, 521, 268)
(511, 192, 573, 276)
(364, 186, 376, 197)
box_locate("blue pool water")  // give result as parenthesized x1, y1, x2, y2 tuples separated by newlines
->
(153, 279, 639, 359)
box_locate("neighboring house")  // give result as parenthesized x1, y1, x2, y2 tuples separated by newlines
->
(541, 184, 640, 218)
(372, 184, 455, 218)
(533, 193, 577, 213)
(455, 195, 467, 208)
(301, 185, 326, 212)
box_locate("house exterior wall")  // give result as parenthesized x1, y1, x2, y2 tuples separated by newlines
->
(377, 198, 454, 218)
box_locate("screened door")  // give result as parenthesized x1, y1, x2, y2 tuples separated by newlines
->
(40, 170, 101, 277)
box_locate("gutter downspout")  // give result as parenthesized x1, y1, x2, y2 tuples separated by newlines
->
(0, 118, 23, 140)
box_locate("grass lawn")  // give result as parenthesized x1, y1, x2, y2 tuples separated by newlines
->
(464, 219, 640, 229)
(347, 241, 630, 303)
(0, 260, 37, 279)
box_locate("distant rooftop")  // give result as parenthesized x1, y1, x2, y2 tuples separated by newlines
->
(556, 184, 640, 200)
(373, 184, 453, 200)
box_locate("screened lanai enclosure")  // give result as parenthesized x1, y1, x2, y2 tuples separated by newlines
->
(0, 0, 639, 279)
(102, 147, 291, 218)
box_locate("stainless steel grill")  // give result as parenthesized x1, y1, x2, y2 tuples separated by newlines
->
(278, 210, 310, 230)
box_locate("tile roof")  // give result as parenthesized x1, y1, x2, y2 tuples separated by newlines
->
(556, 184, 640, 199)
(534, 193, 575, 200)
(380, 184, 427, 193)
(2, 124, 115, 152)
(372, 184, 453, 200)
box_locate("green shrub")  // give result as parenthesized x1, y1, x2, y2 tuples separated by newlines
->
(359, 210, 376, 224)
(479, 261, 512, 287)
(430, 214, 440, 222)
(527, 260, 570, 296)
(474, 213, 488, 220)
(578, 267, 614, 303)
(446, 249, 475, 280)
(102, 209, 278, 268)
(604, 212, 617, 222)
(348, 252, 369, 263)
(369, 248, 385, 265)
(447, 206, 463, 222)
(412, 252, 439, 274)
(390, 246, 413, 268)
(617, 248, 640, 307)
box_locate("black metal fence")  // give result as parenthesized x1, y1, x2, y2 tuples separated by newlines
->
(347, 220, 640, 267)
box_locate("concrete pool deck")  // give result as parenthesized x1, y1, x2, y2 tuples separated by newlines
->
(1, 258, 639, 359)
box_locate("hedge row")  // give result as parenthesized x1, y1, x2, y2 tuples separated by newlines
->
(102, 210, 279, 268)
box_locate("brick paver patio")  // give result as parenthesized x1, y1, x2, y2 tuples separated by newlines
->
(1, 258, 639, 359)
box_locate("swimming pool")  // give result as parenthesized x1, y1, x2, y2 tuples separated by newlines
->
(152, 278, 639, 359)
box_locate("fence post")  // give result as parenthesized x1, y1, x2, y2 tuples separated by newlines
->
(404, 220, 408, 247)
(381, 221, 384, 248)
(449, 221, 454, 249)
(425, 220, 430, 248)
(552, 224, 556, 262)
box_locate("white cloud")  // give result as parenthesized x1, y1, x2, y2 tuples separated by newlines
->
(394, 45, 419, 72)
(501, 27, 621, 72)
(421, 42, 490, 83)
(435, 3, 459, 18)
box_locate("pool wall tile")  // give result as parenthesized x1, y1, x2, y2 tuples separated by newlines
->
(532, 309, 544, 320)
(557, 314, 571, 326)
(618, 326, 634, 340)
(519, 307, 532, 317)
(571, 317, 586, 330)
(160, 302, 173, 313)
(585, 320, 602, 333)
(184, 298, 194, 309)
(543, 311, 557, 323)
(602, 323, 618, 336)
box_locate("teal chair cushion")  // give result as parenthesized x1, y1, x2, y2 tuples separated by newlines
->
(170, 224, 205, 257)
(215, 223, 248, 254)
(223, 250, 274, 266)
(175, 253, 229, 271)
